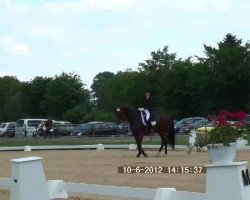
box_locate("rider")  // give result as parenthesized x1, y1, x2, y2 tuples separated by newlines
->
(45, 117, 53, 135)
(144, 90, 156, 127)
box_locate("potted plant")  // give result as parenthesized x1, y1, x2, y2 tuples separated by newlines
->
(195, 110, 248, 164)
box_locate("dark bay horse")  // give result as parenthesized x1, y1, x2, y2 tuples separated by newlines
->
(116, 106, 175, 157)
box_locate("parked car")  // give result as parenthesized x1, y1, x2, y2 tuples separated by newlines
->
(196, 121, 216, 135)
(71, 121, 119, 137)
(15, 119, 46, 137)
(0, 122, 16, 137)
(174, 117, 205, 134)
(53, 121, 77, 136)
(192, 119, 213, 130)
(70, 123, 86, 136)
(244, 114, 250, 130)
(117, 122, 131, 135)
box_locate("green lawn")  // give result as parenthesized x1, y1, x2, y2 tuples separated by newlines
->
(0, 135, 189, 147)
(1, 134, 249, 147)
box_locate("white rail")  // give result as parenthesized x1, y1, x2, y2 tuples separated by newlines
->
(1, 155, 250, 200)
(0, 178, 10, 188)
(59, 182, 156, 199)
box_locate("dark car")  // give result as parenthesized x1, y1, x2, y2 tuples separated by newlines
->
(71, 122, 119, 137)
(191, 119, 214, 130)
(53, 121, 78, 136)
(174, 117, 205, 134)
(244, 114, 250, 130)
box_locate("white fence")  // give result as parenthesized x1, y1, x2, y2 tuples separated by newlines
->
(1, 156, 250, 200)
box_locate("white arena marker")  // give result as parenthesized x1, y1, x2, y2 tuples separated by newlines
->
(129, 144, 137, 150)
(47, 180, 68, 199)
(154, 188, 176, 200)
(188, 129, 196, 146)
(10, 157, 50, 200)
(96, 144, 104, 150)
(24, 145, 31, 152)
(236, 138, 247, 147)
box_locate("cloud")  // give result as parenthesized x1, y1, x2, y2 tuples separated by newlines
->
(25, 24, 63, 43)
(85, 0, 135, 10)
(0, 36, 30, 56)
(0, 71, 16, 78)
(42, 0, 135, 17)
(2, 0, 30, 14)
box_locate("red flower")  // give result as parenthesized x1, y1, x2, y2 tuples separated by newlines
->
(215, 110, 246, 127)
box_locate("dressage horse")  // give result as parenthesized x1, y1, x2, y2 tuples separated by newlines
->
(116, 106, 175, 157)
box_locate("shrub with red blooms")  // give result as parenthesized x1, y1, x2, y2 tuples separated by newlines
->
(209, 110, 247, 146)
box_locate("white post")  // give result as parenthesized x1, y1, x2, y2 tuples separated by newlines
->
(47, 180, 68, 199)
(96, 144, 104, 150)
(24, 145, 32, 151)
(10, 157, 50, 200)
(129, 144, 137, 150)
(188, 129, 196, 146)
(236, 138, 247, 147)
(205, 161, 250, 200)
(154, 188, 176, 200)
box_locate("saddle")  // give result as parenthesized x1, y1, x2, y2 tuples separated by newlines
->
(138, 108, 156, 126)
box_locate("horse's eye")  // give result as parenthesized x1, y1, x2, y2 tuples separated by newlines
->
(116, 108, 120, 112)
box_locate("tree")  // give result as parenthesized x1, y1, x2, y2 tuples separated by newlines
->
(198, 34, 250, 113)
(19, 76, 52, 118)
(42, 72, 91, 119)
(157, 59, 198, 117)
(97, 70, 150, 112)
(91, 71, 115, 108)
(91, 71, 115, 98)
(0, 76, 22, 121)
(138, 46, 177, 91)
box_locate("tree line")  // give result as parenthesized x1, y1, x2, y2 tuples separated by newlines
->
(0, 34, 249, 123)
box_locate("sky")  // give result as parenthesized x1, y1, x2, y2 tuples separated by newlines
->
(0, 0, 250, 89)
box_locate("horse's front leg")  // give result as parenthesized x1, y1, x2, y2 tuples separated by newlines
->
(157, 142, 164, 156)
(138, 134, 148, 157)
(135, 135, 148, 158)
(164, 142, 168, 156)
(136, 144, 142, 157)
(133, 134, 142, 157)
(139, 144, 148, 157)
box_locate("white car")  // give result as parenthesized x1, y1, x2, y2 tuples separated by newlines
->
(0, 122, 16, 137)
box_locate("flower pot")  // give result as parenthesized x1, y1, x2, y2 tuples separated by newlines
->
(207, 142, 236, 164)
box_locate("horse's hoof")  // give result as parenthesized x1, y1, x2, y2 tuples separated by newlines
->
(163, 153, 167, 156)
(136, 154, 140, 158)
(156, 152, 161, 157)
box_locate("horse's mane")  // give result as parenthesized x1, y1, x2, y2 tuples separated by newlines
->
(121, 105, 140, 122)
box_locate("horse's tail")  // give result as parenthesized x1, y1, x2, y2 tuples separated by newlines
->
(169, 118, 175, 150)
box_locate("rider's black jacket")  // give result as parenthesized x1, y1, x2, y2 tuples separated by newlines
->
(144, 96, 155, 112)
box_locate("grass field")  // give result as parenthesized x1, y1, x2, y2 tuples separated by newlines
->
(1, 133, 249, 147)
(0, 135, 189, 146)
